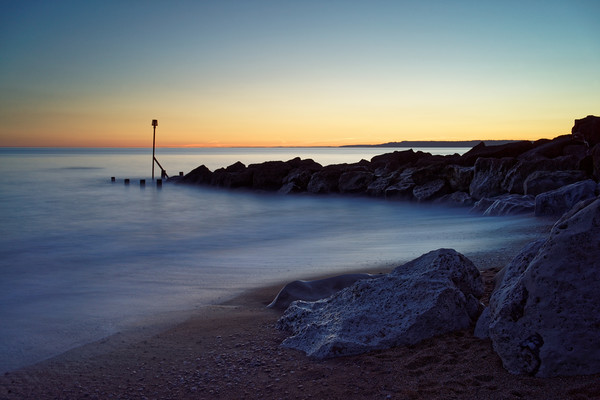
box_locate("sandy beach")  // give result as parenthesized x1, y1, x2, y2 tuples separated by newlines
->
(2, 250, 599, 400)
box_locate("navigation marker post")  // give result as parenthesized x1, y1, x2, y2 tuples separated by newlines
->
(152, 119, 158, 180)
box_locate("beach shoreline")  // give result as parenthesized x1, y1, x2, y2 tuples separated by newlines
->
(2, 239, 599, 400)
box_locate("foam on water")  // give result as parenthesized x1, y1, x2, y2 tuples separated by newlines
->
(0, 148, 550, 373)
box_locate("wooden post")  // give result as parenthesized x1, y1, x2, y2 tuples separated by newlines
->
(124, 179, 130, 185)
(140, 179, 146, 186)
(152, 119, 158, 180)
(156, 179, 162, 187)
(111, 177, 115, 182)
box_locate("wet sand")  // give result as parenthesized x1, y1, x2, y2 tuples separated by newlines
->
(1, 258, 599, 399)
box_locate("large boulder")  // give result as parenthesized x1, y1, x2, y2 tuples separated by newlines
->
(277, 249, 483, 359)
(480, 198, 600, 377)
(470, 158, 518, 200)
(523, 170, 588, 196)
(534, 179, 598, 216)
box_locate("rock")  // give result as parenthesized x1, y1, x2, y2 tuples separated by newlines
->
(534, 179, 598, 216)
(593, 144, 600, 180)
(277, 249, 483, 359)
(484, 199, 600, 377)
(470, 158, 518, 200)
(210, 162, 253, 188)
(338, 170, 374, 194)
(180, 165, 213, 184)
(267, 273, 380, 310)
(482, 194, 535, 216)
(523, 170, 588, 196)
(412, 179, 448, 202)
(279, 159, 322, 194)
(444, 165, 474, 192)
(307, 165, 346, 193)
(519, 135, 582, 161)
(248, 161, 293, 191)
(383, 169, 416, 200)
(572, 115, 600, 147)
(502, 157, 581, 195)
(460, 141, 534, 165)
(370, 149, 424, 174)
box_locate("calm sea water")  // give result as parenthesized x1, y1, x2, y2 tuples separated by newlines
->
(0, 147, 550, 373)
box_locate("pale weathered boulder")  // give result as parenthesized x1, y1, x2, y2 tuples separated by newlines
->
(267, 273, 380, 310)
(277, 249, 483, 359)
(534, 179, 598, 216)
(483, 198, 600, 377)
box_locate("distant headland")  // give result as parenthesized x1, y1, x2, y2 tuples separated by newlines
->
(341, 140, 521, 148)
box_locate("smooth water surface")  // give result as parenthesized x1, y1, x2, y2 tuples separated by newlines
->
(0, 147, 549, 373)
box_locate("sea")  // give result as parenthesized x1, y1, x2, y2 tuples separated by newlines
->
(0, 147, 552, 373)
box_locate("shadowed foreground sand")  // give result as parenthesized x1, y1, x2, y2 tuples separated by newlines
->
(1, 266, 599, 400)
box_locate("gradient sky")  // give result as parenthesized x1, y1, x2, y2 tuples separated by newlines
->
(1, 0, 599, 147)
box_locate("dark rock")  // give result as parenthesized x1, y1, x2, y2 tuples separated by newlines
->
(210, 162, 254, 188)
(523, 170, 588, 196)
(572, 115, 600, 146)
(248, 161, 293, 191)
(444, 165, 474, 192)
(469, 158, 518, 200)
(413, 179, 448, 202)
(180, 165, 213, 184)
(338, 170, 374, 194)
(307, 165, 347, 193)
(593, 144, 600, 180)
(518, 135, 582, 160)
(370, 150, 425, 174)
(502, 157, 581, 195)
(534, 179, 598, 216)
(460, 141, 534, 165)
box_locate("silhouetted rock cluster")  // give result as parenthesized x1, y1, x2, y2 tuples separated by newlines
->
(173, 115, 600, 216)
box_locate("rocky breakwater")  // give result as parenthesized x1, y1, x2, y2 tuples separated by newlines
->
(173, 115, 600, 216)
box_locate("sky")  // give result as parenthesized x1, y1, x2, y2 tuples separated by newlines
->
(1, 0, 599, 147)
